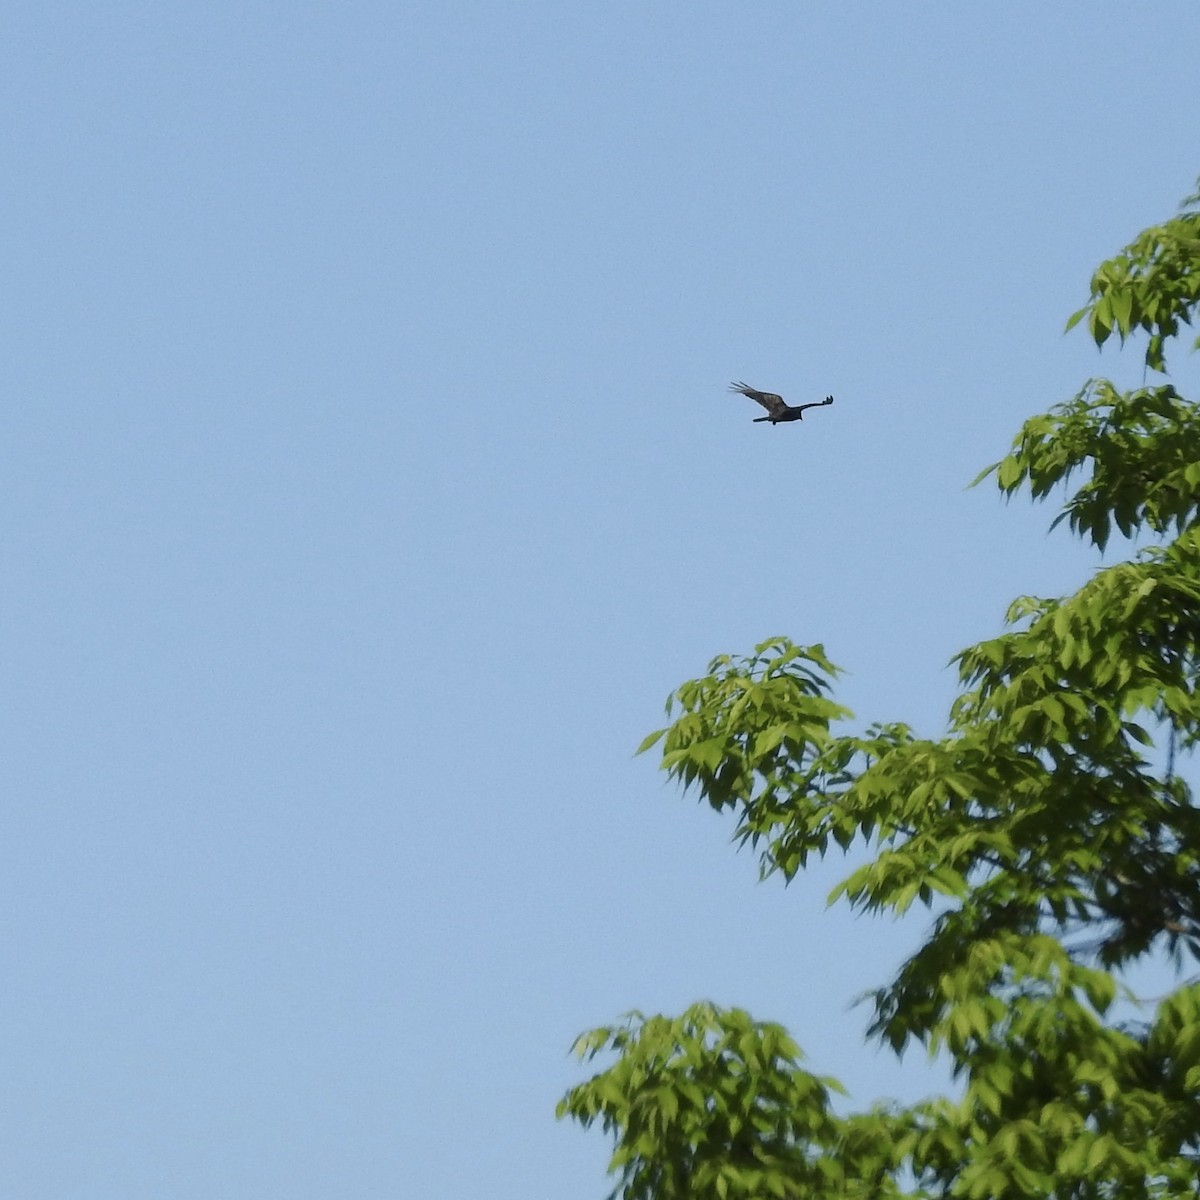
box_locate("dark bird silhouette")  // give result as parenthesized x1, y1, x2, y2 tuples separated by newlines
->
(729, 381, 834, 425)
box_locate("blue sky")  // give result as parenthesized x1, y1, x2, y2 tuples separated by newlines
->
(4, 3, 1200, 1195)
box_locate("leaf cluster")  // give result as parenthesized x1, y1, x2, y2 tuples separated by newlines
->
(980, 381, 1200, 550)
(557, 1002, 905, 1200)
(1065, 180, 1200, 372)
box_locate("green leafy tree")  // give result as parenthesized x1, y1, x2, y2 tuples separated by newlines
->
(559, 183, 1200, 1199)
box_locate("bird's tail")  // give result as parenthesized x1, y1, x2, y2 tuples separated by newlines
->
(752, 416, 771, 423)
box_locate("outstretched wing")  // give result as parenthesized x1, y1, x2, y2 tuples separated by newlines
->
(729, 381, 787, 417)
(793, 396, 834, 414)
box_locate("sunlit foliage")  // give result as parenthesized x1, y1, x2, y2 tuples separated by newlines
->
(560, 183, 1200, 1199)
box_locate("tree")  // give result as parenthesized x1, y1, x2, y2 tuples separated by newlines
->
(558, 182, 1200, 1199)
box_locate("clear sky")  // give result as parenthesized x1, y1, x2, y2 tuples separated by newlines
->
(4, 3, 1199, 1196)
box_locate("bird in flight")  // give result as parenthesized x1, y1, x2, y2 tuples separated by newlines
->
(729, 381, 834, 425)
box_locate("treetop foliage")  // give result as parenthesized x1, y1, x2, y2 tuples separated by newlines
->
(560, 180, 1200, 1198)
(1065, 181, 1200, 373)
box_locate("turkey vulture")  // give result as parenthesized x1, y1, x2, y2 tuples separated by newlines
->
(729, 381, 834, 425)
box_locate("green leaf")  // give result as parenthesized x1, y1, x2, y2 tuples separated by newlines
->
(1108, 286, 1133, 333)
(636, 728, 666, 755)
(1064, 305, 1089, 332)
(996, 455, 1022, 489)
